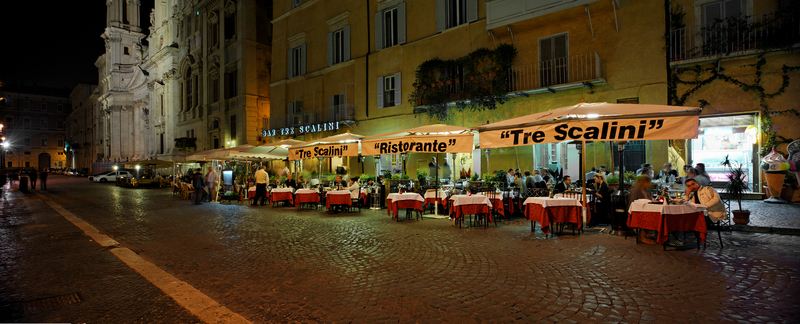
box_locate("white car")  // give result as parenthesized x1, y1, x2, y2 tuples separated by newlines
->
(89, 171, 113, 181)
(93, 171, 133, 183)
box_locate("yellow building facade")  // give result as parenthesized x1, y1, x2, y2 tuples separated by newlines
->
(269, 0, 798, 190)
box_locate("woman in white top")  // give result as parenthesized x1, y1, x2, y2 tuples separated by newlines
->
(347, 177, 360, 199)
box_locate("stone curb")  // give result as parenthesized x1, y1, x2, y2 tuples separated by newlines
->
(730, 224, 800, 236)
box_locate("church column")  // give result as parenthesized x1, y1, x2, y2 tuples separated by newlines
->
(128, 0, 141, 30)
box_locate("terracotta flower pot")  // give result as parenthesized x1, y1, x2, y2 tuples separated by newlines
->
(492, 71, 497, 77)
(439, 81, 444, 86)
(469, 75, 476, 80)
(446, 80, 451, 85)
(414, 86, 419, 90)
(422, 85, 427, 89)
(455, 78, 460, 83)
(483, 72, 489, 78)
(732, 210, 750, 225)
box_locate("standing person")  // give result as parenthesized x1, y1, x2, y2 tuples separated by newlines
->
(29, 169, 38, 190)
(592, 172, 613, 225)
(254, 166, 268, 206)
(206, 166, 218, 202)
(39, 170, 48, 190)
(192, 168, 205, 205)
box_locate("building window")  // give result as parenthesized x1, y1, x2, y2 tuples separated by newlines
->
(210, 21, 219, 47)
(184, 66, 194, 110)
(288, 101, 304, 126)
(41, 103, 47, 111)
(58, 139, 64, 147)
(213, 137, 220, 149)
(57, 120, 64, 129)
(2, 99, 11, 107)
(377, 73, 401, 108)
(191, 129, 195, 138)
(329, 93, 347, 121)
(212, 119, 220, 130)
(40, 118, 48, 129)
(230, 115, 237, 141)
(293, 0, 302, 8)
(225, 12, 236, 40)
(23, 117, 31, 129)
(446, 0, 468, 29)
(42, 139, 48, 147)
(225, 70, 237, 99)
(539, 33, 569, 87)
(287, 44, 306, 78)
(211, 77, 220, 102)
(23, 137, 31, 146)
(24, 101, 31, 109)
(25, 161, 30, 167)
(328, 26, 351, 66)
(57, 104, 64, 112)
(160, 94, 165, 116)
(703, 0, 743, 26)
(375, 3, 406, 51)
(124, 46, 130, 55)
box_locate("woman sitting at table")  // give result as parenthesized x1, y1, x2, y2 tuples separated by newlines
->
(348, 177, 360, 199)
(628, 176, 657, 244)
(592, 172, 612, 224)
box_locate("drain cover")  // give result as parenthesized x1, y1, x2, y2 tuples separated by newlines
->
(22, 292, 83, 314)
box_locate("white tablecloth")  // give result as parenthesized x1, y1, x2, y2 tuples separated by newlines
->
(424, 190, 449, 200)
(295, 189, 318, 195)
(450, 195, 493, 208)
(393, 193, 424, 202)
(554, 193, 590, 201)
(523, 197, 581, 207)
(271, 188, 294, 193)
(248, 186, 256, 192)
(628, 199, 706, 214)
(327, 190, 352, 196)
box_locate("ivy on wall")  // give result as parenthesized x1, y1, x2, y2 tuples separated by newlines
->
(409, 44, 518, 121)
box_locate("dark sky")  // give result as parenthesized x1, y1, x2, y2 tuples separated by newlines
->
(0, 1, 155, 90)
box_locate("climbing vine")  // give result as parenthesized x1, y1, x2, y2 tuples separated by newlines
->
(408, 43, 518, 121)
(667, 5, 800, 156)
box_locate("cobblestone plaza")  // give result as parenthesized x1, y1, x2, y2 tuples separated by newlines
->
(2, 176, 799, 323)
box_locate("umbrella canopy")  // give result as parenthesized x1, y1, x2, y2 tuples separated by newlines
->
(475, 102, 701, 148)
(288, 132, 364, 160)
(242, 145, 290, 156)
(124, 159, 173, 169)
(265, 139, 304, 147)
(183, 144, 256, 161)
(362, 124, 476, 155)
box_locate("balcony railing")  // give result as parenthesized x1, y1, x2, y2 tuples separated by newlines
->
(508, 51, 601, 92)
(669, 11, 799, 63)
(269, 104, 355, 129)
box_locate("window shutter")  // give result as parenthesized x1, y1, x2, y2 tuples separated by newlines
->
(329, 95, 335, 121)
(436, 0, 446, 32)
(287, 48, 293, 78)
(703, 2, 722, 26)
(375, 12, 383, 51)
(467, 0, 478, 22)
(377, 77, 384, 109)
(554, 34, 567, 59)
(394, 72, 402, 107)
(398, 2, 407, 44)
(300, 43, 307, 75)
(327, 32, 333, 67)
(539, 37, 552, 62)
(724, 0, 742, 18)
(343, 25, 351, 61)
(287, 102, 294, 126)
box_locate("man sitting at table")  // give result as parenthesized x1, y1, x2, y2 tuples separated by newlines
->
(684, 178, 726, 223)
(657, 162, 679, 180)
(284, 174, 297, 190)
(333, 175, 347, 189)
(553, 175, 572, 194)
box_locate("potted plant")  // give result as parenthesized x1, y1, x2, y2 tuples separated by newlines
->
(416, 170, 428, 186)
(722, 155, 750, 225)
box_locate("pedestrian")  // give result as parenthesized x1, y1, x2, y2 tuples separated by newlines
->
(206, 166, 218, 202)
(29, 169, 38, 190)
(192, 168, 205, 205)
(254, 166, 268, 206)
(39, 170, 48, 190)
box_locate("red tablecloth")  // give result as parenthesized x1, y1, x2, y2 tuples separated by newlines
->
(326, 194, 352, 210)
(525, 204, 581, 236)
(391, 200, 424, 219)
(628, 211, 707, 245)
(271, 191, 293, 205)
(295, 192, 320, 209)
(424, 197, 448, 209)
(451, 204, 492, 223)
(487, 198, 507, 216)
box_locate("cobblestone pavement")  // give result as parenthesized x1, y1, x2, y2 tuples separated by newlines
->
(0, 183, 202, 323)
(24, 176, 800, 323)
(739, 200, 800, 228)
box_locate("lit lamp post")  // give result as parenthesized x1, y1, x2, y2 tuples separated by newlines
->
(1, 123, 6, 170)
(135, 165, 140, 180)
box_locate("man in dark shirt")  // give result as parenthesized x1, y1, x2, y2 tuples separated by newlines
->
(284, 173, 297, 190)
(553, 175, 572, 194)
(192, 168, 205, 205)
(39, 170, 48, 190)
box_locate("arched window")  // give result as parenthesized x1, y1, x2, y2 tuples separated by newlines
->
(211, 119, 220, 130)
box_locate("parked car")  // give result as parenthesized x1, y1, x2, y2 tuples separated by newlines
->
(93, 171, 133, 183)
(89, 171, 114, 181)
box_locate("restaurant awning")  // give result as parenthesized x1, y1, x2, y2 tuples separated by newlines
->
(288, 132, 364, 160)
(182, 144, 257, 161)
(475, 102, 701, 148)
(124, 159, 173, 169)
(361, 124, 476, 155)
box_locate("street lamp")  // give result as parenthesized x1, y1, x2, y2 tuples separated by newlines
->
(135, 165, 140, 180)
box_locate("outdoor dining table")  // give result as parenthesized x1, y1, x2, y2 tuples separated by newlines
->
(423, 190, 449, 213)
(449, 195, 493, 228)
(627, 199, 708, 249)
(523, 197, 582, 236)
(386, 193, 424, 221)
(294, 189, 320, 210)
(326, 190, 353, 211)
(476, 192, 508, 217)
(270, 188, 294, 207)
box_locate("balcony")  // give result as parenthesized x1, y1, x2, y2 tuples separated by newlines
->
(508, 51, 602, 93)
(669, 11, 799, 64)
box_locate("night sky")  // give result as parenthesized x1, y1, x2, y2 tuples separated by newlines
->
(0, 1, 155, 90)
